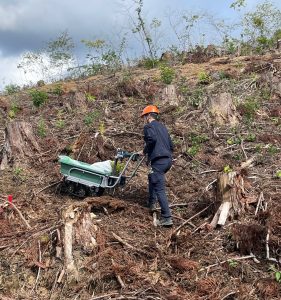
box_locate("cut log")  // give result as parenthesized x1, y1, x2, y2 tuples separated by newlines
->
(0, 121, 40, 170)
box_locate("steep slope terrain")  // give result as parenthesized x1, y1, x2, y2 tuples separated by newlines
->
(0, 53, 281, 299)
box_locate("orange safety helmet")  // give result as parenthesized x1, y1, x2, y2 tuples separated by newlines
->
(141, 105, 160, 117)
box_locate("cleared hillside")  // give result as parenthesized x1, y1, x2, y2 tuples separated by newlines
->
(0, 52, 281, 299)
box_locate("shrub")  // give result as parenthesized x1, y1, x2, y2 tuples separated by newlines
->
(142, 57, 159, 69)
(38, 119, 47, 137)
(4, 84, 20, 95)
(197, 71, 211, 84)
(187, 132, 208, 156)
(29, 89, 48, 107)
(85, 92, 96, 102)
(8, 103, 20, 119)
(245, 133, 256, 142)
(55, 119, 65, 129)
(13, 166, 26, 181)
(218, 71, 231, 80)
(160, 65, 175, 84)
(187, 144, 200, 156)
(260, 88, 271, 101)
(223, 165, 233, 173)
(239, 97, 259, 122)
(99, 122, 105, 135)
(52, 84, 63, 96)
(268, 144, 279, 155)
(227, 136, 242, 145)
(84, 111, 100, 126)
(111, 161, 125, 175)
(189, 88, 204, 108)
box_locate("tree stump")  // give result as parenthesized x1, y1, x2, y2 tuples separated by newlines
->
(210, 168, 256, 228)
(209, 92, 240, 126)
(0, 121, 40, 170)
(161, 84, 179, 107)
(210, 157, 258, 228)
(62, 203, 99, 282)
(70, 92, 88, 112)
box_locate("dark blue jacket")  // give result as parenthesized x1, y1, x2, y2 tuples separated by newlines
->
(143, 120, 173, 163)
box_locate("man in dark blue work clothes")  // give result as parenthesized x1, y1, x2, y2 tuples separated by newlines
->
(140, 105, 174, 226)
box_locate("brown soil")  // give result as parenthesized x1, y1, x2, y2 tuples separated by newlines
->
(0, 52, 281, 300)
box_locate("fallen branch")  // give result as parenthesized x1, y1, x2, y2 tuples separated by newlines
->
(35, 181, 61, 196)
(205, 179, 217, 191)
(192, 222, 208, 235)
(2, 199, 31, 229)
(199, 170, 219, 175)
(112, 259, 126, 289)
(32, 241, 42, 292)
(107, 130, 143, 138)
(171, 205, 211, 237)
(57, 269, 65, 284)
(112, 232, 149, 256)
(77, 141, 86, 161)
(10, 223, 61, 258)
(91, 293, 119, 300)
(199, 255, 255, 272)
(221, 291, 237, 300)
(255, 192, 264, 216)
(169, 203, 189, 208)
(240, 156, 255, 169)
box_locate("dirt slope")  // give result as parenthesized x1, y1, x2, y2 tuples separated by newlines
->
(0, 53, 281, 299)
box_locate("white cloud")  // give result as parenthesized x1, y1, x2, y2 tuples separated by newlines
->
(0, 53, 38, 90)
(0, 0, 281, 91)
(0, 2, 28, 31)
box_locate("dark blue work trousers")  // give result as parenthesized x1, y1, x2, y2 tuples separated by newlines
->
(148, 157, 172, 218)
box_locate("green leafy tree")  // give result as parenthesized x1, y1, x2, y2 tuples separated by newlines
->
(242, 1, 281, 52)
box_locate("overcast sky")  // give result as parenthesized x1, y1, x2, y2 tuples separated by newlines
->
(0, 0, 280, 90)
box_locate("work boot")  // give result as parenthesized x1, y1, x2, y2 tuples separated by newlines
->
(148, 202, 157, 212)
(157, 217, 173, 227)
